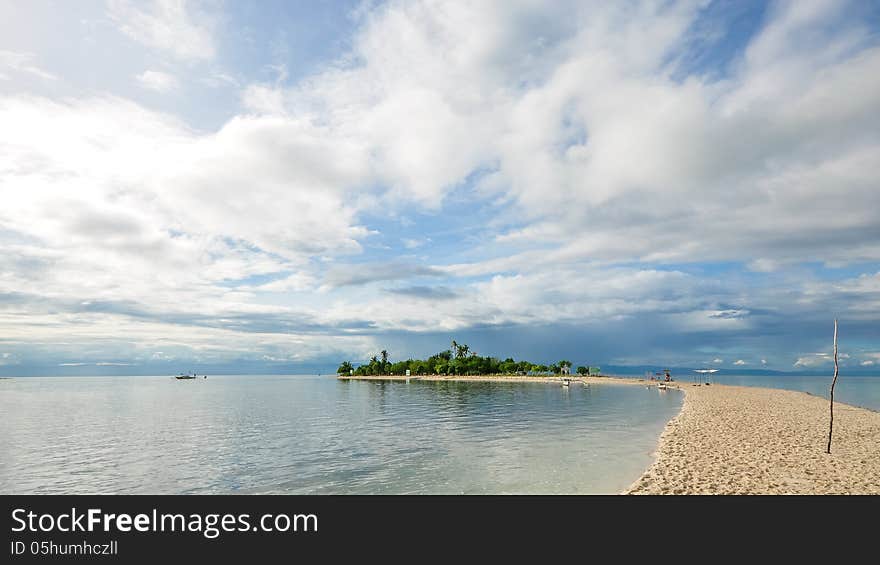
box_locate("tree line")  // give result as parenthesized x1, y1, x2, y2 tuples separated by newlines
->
(337, 340, 599, 377)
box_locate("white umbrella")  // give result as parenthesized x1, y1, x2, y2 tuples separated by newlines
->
(693, 368, 719, 384)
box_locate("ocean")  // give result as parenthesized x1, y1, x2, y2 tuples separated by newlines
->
(615, 372, 880, 412)
(0, 375, 681, 495)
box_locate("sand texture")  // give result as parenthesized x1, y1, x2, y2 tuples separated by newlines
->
(626, 384, 880, 494)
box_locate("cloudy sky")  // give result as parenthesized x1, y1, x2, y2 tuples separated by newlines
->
(1, 0, 879, 375)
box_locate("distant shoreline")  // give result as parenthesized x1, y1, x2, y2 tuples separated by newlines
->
(337, 374, 643, 385)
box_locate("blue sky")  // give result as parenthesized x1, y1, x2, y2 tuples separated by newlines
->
(1, 0, 880, 375)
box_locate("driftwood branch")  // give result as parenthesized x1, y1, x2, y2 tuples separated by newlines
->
(826, 319, 839, 454)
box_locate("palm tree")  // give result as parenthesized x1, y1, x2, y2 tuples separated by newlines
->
(380, 349, 389, 375)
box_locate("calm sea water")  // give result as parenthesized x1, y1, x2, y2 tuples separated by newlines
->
(615, 373, 880, 412)
(0, 376, 682, 495)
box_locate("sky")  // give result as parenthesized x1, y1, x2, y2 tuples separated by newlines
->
(1, 0, 879, 376)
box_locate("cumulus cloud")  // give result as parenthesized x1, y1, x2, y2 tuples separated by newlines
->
(216, 0, 880, 284)
(794, 352, 850, 368)
(0, 94, 375, 364)
(794, 354, 832, 368)
(2, 0, 880, 370)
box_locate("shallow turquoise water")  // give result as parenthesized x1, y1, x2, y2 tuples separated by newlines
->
(0, 375, 682, 494)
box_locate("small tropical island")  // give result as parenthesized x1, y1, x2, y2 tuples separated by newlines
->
(337, 340, 600, 377)
(336, 338, 880, 494)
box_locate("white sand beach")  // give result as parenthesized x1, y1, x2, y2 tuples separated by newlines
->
(626, 383, 880, 494)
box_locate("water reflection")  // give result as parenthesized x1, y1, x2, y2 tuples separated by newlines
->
(0, 375, 682, 494)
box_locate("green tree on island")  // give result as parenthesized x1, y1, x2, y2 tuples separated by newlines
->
(340, 342, 598, 378)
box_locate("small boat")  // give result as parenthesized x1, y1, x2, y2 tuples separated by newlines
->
(561, 378, 571, 387)
(657, 382, 668, 390)
(175, 373, 198, 380)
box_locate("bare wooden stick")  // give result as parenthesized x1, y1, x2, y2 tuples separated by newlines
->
(826, 319, 839, 454)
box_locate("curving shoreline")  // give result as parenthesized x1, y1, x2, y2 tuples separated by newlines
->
(625, 383, 880, 494)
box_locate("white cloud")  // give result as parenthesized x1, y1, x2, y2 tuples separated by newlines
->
(794, 354, 830, 368)
(0, 50, 57, 80)
(712, 358, 723, 364)
(0, 94, 374, 362)
(3, 1, 880, 368)
(313, 265, 720, 333)
(792, 352, 849, 368)
(734, 359, 747, 365)
(402, 238, 429, 249)
(800, 273, 880, 320)
(201, 71, 239, 88)
(135, 70, 179, 92)
(58, 362, 130, 367)
(101, 0, 880, 278)
(222, 0, 880, 275)
(859, 353, 880, 367)
(108, 0, 216, 61)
